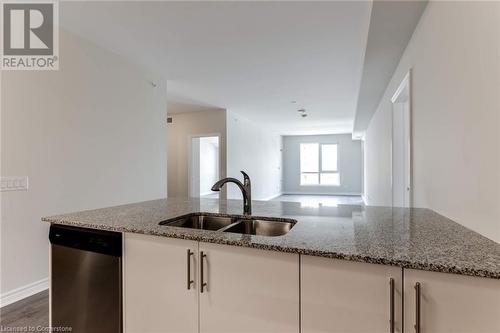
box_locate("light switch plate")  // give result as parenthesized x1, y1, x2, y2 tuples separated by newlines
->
(1, 176, 29, 192)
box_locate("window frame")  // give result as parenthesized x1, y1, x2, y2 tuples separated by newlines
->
(300, 143, 340, 186)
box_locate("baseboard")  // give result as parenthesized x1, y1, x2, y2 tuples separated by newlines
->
(0, 278, 49, 308)
(259, 192, 283, 201)
(282, 192, 362, 196)
(362, 194, 371, 206)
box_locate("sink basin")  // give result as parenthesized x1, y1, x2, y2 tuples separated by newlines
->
(221, 219, 296, 237)
(159, 214, 236, 231)
(160, 213, 296, 236)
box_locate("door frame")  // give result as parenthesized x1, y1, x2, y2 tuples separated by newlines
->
(187, 133, 222, 198)
(390, 70, 413, 208)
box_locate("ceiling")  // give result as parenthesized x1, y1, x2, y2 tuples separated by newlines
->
(167, 99, 222, 115)
(60, 1, 425, 136)
(353, 0, 428, 137)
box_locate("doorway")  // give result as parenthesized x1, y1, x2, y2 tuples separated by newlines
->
(391, 71, 412, 208)
(189, 135, 220, 198)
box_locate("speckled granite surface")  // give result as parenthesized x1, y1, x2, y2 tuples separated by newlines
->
(42, 198, 500, 279)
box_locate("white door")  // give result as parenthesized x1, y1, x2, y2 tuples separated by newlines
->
(124, 233, 199, 333)
(391, 71, 412, 208)
(199, 242, 300, 333)
(404, 269, 500, 333)
(301, 256, 403, 333)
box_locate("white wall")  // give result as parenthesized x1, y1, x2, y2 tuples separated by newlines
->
(166, 110, 226, 198)
(226, 111, 282, 201)
(199, 137, 219, 196)
(363, 103, 392, 206)
(364, 1, 500, 242)
(190, 137, 201, 197)
(282, 134, 362, 195)
(0, 29, 167, 300)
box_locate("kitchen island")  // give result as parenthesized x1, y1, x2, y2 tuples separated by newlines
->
(44, 198, 500, 333)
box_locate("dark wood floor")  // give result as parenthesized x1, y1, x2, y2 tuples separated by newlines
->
(0, 290, 49, 332)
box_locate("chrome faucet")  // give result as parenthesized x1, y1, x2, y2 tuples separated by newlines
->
(211, 171, 252, 215)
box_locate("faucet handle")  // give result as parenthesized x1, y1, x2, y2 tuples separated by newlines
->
(240, 171, 250, 185)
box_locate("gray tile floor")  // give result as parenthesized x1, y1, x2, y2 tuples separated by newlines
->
(271, 194, 363, 207)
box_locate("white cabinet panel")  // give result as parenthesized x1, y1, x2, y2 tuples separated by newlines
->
(199, 242, 299, 333)
(301, 255, 402, 333)
(404, 269, 500, 333)
(124, 233, 198, 333)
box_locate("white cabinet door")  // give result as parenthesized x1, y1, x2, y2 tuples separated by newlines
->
(404, 269, 500, 333)
(124, 233, 198, 333)
(301, 256, 403, 333)
(199, 242, 299, 333)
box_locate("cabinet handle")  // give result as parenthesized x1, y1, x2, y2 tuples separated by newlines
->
(414, 282, 421, 333)
(200, 251, 207, 293)
(186, 249, 194, 290)
(389, 278, 395, 333)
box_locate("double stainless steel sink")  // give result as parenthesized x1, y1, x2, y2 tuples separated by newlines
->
(159, 213, 296, 237)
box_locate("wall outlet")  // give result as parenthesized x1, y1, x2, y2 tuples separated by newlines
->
(1, 176, 29, 192)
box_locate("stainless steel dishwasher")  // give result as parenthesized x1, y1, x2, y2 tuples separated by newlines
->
(49, 224, 122, 333)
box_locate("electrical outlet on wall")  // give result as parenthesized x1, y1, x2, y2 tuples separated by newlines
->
(0, 176, 29, 192)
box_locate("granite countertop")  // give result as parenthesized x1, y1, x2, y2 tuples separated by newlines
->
(42, 198, 500, 279)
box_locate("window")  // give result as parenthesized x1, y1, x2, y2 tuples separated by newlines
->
(300, 143, 340, 186)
